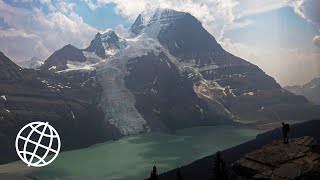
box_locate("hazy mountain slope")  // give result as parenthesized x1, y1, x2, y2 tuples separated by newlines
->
(285, 77, 320, 105)
(17, 57, 44, 69)
(16, 57, 43, 69)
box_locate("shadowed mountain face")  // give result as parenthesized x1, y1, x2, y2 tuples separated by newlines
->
(129, 8, 320, 123)
(285, 77, 320, 105)
(0, 52, 120, 164)
(124, 52, 233, 131)
(0, 52, 24, 81)
(41, 44, 87, 71)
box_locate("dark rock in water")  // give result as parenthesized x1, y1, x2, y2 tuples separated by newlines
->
(232, 136, 320, 179)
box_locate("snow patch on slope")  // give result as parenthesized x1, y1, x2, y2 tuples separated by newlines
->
(1, 95, 6, 101)
(58, 59, 104, 73)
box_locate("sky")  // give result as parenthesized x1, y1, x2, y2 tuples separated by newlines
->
(0, 0, 319, 86)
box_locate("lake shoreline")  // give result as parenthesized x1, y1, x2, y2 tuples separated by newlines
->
(0, 125, 261, 180)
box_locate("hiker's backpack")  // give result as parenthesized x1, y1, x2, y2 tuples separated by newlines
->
(285, 124, 290, 132)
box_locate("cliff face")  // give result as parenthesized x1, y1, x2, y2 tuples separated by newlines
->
(233, 136, 320, 179)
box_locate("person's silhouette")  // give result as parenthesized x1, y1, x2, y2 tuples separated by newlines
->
(282, 122, 290, 144)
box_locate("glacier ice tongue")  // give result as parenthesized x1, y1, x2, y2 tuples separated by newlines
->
(95, 35, 163, 135)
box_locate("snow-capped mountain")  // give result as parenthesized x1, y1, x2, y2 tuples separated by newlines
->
(17, 56, 43, 69)
(130, 9, 187, 38)
(41, 44, 87, 71)
(39, 8, 320, 136)
(285, 77, 320, 105)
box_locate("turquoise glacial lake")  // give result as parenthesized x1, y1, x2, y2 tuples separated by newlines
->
(11, 125, 260, 180)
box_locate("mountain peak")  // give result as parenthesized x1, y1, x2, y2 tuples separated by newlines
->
(84, 30, 126, 58)
(130, 8, 189, 37)
(101, 29, 114, 36)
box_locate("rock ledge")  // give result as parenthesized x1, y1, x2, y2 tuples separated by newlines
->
(232, 136, 320, 179)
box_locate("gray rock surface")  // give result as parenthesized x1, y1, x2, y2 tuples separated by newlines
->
(233, 136, 320, 179)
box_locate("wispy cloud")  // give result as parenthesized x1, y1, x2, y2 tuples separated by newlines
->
(89, 0, 286, 39)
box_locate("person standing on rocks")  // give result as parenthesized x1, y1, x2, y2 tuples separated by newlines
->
(282, 122, 290, 144)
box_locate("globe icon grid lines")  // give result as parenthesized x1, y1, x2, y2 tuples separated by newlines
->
(15, 121, 61, 167)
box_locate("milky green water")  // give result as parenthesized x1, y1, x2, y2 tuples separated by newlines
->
(27, 125, 260, 180)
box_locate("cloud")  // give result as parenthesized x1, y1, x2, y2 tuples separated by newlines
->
(234, 0, 287, 18)
(91, 0, 285, 39)
(114, 24, 131, 38)
(313, 35, 320, 47)
(0, 0, 98, 61)
(82, 0, 98, 10)
(221, 38, 320, 86)
(287, 0, 320, 25)
(287, 0, 320, 47)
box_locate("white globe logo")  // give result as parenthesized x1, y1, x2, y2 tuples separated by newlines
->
(15, 122, 61, 167)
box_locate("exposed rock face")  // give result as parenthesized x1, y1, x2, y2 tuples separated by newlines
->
(84, 30, 126, 59)
(124, 52, 233, 131)
(233, 136, 320, 179)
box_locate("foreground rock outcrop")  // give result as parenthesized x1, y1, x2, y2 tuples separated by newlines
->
(233, 136, 320, 179)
